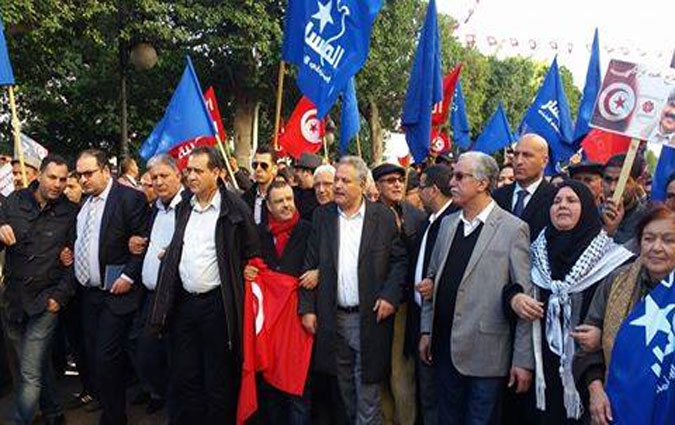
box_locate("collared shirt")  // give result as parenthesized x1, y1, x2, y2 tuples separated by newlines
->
(141, 190, 183, 290)
(511, 177, 543, 212)
(337, 200, 366, 307)
(254, 186, 265, 224)
(414, 199, 453, 306)
(460, 200, 495, 237)
(75, 177, 113, 287)
(179, 190, 222, 294)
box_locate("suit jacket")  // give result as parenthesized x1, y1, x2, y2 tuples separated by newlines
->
(242, 183, 267, 223)
(299, 200, 407, 383)
(258, 219, 312, 277)
(420, 204, 534, 377)
(492, 179, 556, 242)
(403, 201, 458, 356)
(78, 180, 150, 315)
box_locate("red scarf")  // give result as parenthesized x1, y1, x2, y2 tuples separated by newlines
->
(268, 210, 300, 257)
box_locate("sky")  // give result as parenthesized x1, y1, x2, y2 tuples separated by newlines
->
(436, 0, 675, 88)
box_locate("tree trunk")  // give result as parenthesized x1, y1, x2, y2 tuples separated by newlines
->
(368, 100, 383, 165)
(233, 95, 255, 171)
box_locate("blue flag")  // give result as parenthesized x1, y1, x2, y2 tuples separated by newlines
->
(402, 0, 443, 163)
(0, 18, 15, 86)
(139, 56, 216, 160)
(518, 57, 575, 174)
(652, 145, 675, 202)
(573, 29, 601, 142)
(473, 102, 516, 154)
(606, 270, 675, 425)
(450, 80, 471, 149)
(340, 77, 360, 155)
(282, 0, 383, 118)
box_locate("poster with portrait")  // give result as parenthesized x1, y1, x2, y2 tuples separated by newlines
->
(590, 59, 675, 146)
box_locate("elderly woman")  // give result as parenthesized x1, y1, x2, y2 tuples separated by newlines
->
(514, 180, 634, 424)
(573, 205, 675, 425)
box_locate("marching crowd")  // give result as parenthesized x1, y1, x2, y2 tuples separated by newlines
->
(0, 132, 673, 425)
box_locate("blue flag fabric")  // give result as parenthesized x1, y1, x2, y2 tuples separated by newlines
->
(472, 102, 516, 154)
(402, 0, 443, 163)
(139, 56, 216, 160)
(340, 77, 360, 155)
(282, 0, 382, 118)
(0, 18, 15, 86)
(606, 270, 675, 425)
(573, 29, 601, 142)
(518, 57, 575, 174)
(652, 145, 675, 202)
(450, 80, 471, 149)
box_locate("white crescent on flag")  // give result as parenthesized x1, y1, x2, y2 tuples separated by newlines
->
(301, 109, 323, 145)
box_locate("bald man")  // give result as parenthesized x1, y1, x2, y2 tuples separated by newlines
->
(493, 134, 556, 425)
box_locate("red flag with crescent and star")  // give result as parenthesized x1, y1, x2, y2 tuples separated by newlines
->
(430, 127, 451, 154)
(278, 96, 325, 159)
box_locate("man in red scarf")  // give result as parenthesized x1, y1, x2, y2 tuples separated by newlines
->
(244, 180, 312, 425)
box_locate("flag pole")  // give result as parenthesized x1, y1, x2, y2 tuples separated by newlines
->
(611, 138, 640, 205)
(214, 134, 240, 191)
(323, 136, 329, 162)
(356, 133, 362, 158)
(7, 86, 27, 187)
(272, 61, 286, 152)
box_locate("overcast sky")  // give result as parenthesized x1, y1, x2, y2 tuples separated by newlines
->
(437, 0, 674, 88)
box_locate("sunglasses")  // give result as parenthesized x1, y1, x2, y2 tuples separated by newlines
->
(664, 112, 675, 120)
(378, 176, 404, 184)
(252, 161, 270, 171)
(451, 171, 475, 181)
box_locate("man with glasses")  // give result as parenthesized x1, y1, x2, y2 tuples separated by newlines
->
(73, 149, 149, 425)
(243, 147, 277, 224)
(372, 162, 425, 425)
(418, 152, 534, 425)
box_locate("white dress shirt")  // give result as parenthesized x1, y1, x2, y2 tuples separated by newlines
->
(254, 186, 265, 224)
(75, 177, 113, 287)
(179, 190, 222, 294)
(337, 200, 366, 307)
(142, 190, 183, 291)
(510, 177, 543, 212)
(460, 200, 495, 237)
(413, 200, 453, 306)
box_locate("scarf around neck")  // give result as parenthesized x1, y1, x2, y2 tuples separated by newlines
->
(268, 210, 299, 257)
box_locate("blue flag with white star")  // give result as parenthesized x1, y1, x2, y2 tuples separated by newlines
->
(281, 0, 383, 118)
(451, 80, 471, 149)
(0, 18, 15, 86)
(606, 270, 675, 425)
(518, 57, 575, 174)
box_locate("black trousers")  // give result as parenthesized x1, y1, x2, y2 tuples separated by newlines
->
(82, 289, 134, 425)
(170, 288, 237, 425)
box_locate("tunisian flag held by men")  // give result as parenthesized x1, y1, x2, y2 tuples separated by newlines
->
(278, 96, 325, 159)
(237, 258, 314, 424)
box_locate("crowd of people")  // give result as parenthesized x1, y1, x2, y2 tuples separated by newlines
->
(0, 132, 673, 425)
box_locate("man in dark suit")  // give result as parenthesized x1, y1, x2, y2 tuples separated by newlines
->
(293, 152, 322, 221)
(405, 165, 458, 425)
(492, 133, 556, 242)
(73, 149, 149, 425)
(300, 156, 407, 424)
(150, 147, 259, 424)
(242, 147, 277, 224)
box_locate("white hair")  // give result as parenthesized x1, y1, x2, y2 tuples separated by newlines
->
(458, 151, 499, 193)
(313, 164, 336, 179)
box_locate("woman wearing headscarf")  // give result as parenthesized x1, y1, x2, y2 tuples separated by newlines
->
(525, 180, 634, 424)
(573, 205, 675, 425)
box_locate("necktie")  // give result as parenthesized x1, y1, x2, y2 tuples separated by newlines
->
(75, 197, 99, 285)
(513, 189, 528, 218)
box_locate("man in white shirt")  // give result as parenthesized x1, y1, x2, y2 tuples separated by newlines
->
(150, 147, 259, 424)
(300, 156, 407, 425)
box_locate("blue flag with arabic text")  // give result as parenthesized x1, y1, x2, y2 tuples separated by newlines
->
(282, 0, 382, 118)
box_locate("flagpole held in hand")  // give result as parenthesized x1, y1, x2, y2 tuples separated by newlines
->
(7, 86, 27, 187)
(273, 61, 286, 152)
(611, 138, 641, 205)
(214, 133, 239, 191)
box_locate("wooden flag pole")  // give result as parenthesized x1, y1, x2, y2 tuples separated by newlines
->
(7, 86, 27, 188)
(356, 133, 362, 158)
(214, 134, 240, 191)
(611, 138, 641, 205)
(323, 136, 329, 162)
(272, 61, 286, 152)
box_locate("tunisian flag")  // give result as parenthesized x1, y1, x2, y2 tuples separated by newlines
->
(278, 96, 325, 159)
(237, 258, 314, 424)
(430, 128, 451, 154)
(581, 128, 631, 164)
(431, 64, 462, 126)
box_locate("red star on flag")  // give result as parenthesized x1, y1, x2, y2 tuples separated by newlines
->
(614, 95, 626, 109)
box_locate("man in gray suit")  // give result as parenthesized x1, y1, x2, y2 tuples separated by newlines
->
(418, 152, 534, 425)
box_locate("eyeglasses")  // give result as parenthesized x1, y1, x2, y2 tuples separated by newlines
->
(451, 171, 475, 181)
(664, 111, 675, 120)
(76, 168, 101, 179)
(252, 161, 270, 171)
(378, 176, 404, 185)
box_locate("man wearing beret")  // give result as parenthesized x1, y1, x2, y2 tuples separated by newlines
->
(568, 161, 604, 206)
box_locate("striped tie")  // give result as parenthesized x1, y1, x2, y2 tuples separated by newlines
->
(75, 197, 99, 285)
